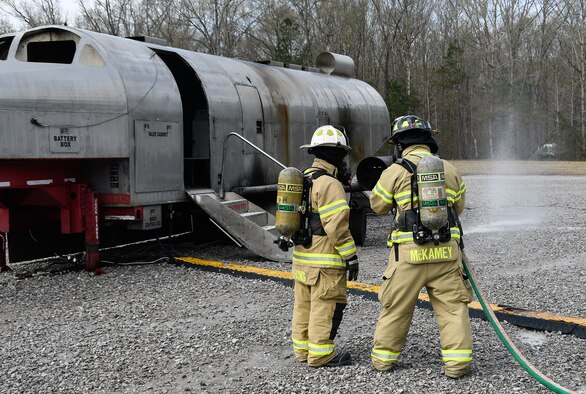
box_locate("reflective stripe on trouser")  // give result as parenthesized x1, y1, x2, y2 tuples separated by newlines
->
(372, 257, 472, 373)
(292, 338, 308, 352)
(292, 270, 347, 366)
(442, 349, 473, 363)
(371, 348, 400, 370)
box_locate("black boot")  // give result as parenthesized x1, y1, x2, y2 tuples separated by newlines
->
(324, 352, 352, 367)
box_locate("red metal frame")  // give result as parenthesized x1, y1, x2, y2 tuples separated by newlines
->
(0, 160, 163, 272)
(99, 193, 131, 205)
(0, 160, 101, 271)
(0, 233, 8, 272)
(84, 188, 99, 271)
(0, 201, 8, 233)
(0, 160, 82, 189)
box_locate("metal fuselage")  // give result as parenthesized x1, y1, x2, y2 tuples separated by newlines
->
(0, 25, 390, 264)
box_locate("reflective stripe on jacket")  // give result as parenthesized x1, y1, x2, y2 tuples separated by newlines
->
(293, 158, 356, 271)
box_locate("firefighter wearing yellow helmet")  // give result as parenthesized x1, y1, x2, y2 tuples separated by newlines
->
(369, 115, 472, 378)
(291, 125, 358, 367)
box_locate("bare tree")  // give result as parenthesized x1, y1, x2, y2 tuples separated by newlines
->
(459, 0, 504, 158)
(561, 0, 586, 155)
(0, 13, 14, 33)
(370, 0, 407, 96)
(494, 0, 538, 158)
(527, 0, 563, 148)
(177, 0, 258, 56)
(77, 0, 134, 36)
(286, 0, 319, 65)
(0, 0, 64, 27)
(0, 5, 15, 32)
(132, 0, 190, 46)
(248, 0, 303, 62)
(431, 1, 474, 158)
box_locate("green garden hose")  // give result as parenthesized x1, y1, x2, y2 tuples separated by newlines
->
(462, 253, 576, 394)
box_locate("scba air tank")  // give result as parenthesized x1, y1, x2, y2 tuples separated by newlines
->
(417, 155, 448, 230)
(275, 167, 304, 238)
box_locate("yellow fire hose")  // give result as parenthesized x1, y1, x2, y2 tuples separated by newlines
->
(462, 253, 576, 394)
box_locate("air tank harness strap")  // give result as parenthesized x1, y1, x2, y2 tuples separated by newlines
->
(389, 158, 418, 261)
(303, 168, 333, 237)
(395, 157, 418, 203)
(295, 168, 334, 243)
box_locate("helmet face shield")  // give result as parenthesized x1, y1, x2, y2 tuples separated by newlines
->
(300, 125, 352, 151)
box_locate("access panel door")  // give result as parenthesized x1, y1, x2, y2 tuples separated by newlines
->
(134, 120, 183, 193)
(236, 85, 264, 153)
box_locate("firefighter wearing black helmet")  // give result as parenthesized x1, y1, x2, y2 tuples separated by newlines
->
(291, 125, 358, 368)
(369, 115, 472, 378)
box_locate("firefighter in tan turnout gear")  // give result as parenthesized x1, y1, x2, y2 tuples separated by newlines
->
(370, 115, 472, 378)
(291, 125, 358, 367)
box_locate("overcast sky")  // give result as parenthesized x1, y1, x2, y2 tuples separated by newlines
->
(58, 0, 85, 26)
(61, 0, 82, 21)
(3, 0, 87, 27)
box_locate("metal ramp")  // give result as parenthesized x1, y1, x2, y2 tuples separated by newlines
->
(186, 189, 292, 262)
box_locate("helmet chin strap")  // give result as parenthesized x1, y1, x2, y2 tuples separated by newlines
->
(394, 142, 404, 157)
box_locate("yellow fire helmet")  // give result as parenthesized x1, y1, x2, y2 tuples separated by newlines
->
(390, 115, 433, 141)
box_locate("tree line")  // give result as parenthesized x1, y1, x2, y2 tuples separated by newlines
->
(1, 0, 585, 160)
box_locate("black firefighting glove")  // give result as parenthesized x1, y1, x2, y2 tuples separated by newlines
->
(346, 256, 359, 281)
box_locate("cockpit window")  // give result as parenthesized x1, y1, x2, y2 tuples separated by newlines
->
(16, 28, 81, 63)
(0, 36, 13, 60)
(80, 44, 105, 67)
(27, 40, 76, 64)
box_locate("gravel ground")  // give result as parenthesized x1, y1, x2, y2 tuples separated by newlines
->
(1, 174, 585, 393)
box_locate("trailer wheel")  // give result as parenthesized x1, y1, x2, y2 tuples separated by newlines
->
(349, 207, 366, 246)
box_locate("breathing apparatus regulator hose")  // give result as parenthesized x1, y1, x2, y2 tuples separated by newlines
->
(462, 253, 576, 394)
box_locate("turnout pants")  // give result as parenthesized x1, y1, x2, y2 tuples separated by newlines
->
(292, 267, 347, 367)
(371, 257, 473, 375)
